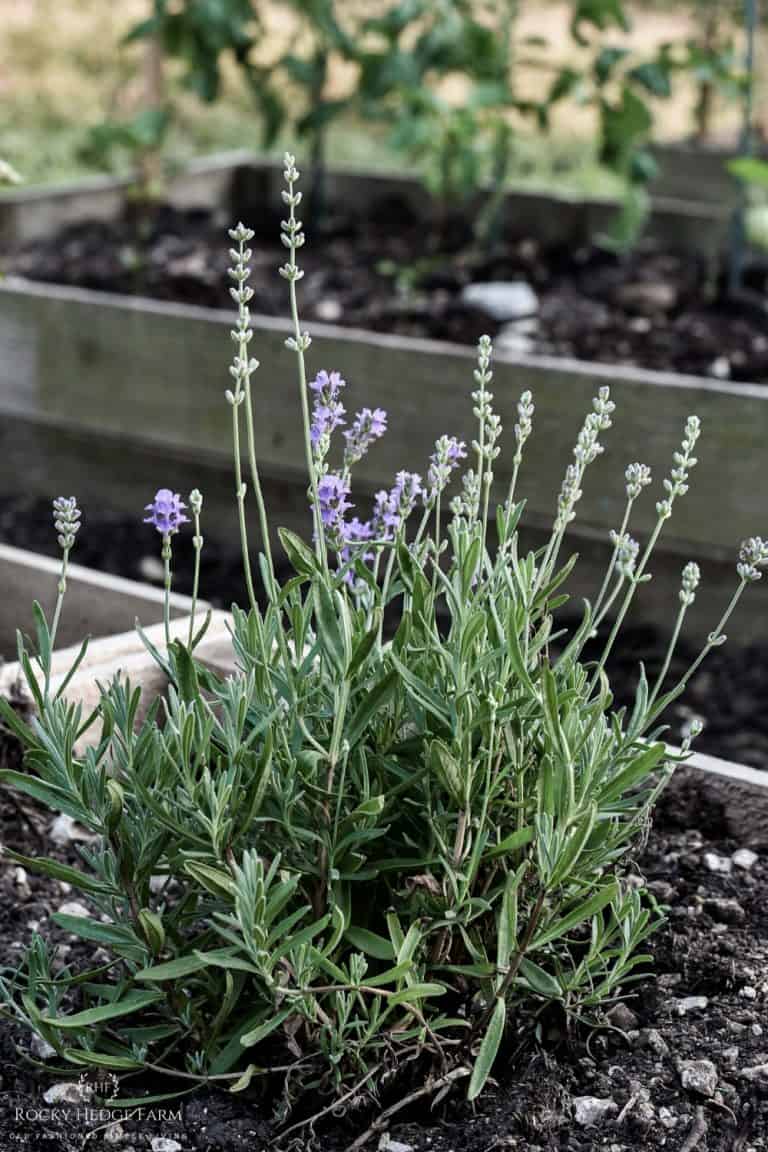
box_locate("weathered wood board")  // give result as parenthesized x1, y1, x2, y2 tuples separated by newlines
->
(0, 543, 197, 655)
(0, 278, 766, 641)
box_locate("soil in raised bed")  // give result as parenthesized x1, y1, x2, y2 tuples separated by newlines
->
(6, 197, 768, 384)
(0, 774, 765, 1151)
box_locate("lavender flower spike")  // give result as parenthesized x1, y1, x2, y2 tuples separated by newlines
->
(144, 489, 189, 536)
(52, 496, 81, 551)
(316, 473, 353, 549)
(339, 517, 375, 586)
(426, 435, 467, 505)
(344, 407, 388, 467)
(309, 370, 346, 459)
(373, 471, 422, 540)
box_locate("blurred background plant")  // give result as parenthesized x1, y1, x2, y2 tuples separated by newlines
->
(2, 0, 763, 203)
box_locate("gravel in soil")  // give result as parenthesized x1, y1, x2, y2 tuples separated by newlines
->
(0, 782, 765, 1151)
(6, 199, 768, 384)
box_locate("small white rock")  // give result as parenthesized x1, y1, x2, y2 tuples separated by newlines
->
(58, 900, 91, 919)
(139, 555, 166, 583)
(380, 1141, 415, 1152)
(150, 1140, 182, 1152)
(30, 1034, 56, 1060)
(44, 1081, 93, 1104)
(50, 814, 95, 845)
(14, 876, 32, 900)
(675, 996, 709, 1015)
(461, 281, 539, 322)
(703, 851, 731, 874)
(641, 1028, 670, 1057)
(678, 1058, 718, 1097)
(710, 356, 731, 379)
(315, 298, 343, 323)
(740, 986, 757, 1000)
(573, 1096, 618, 1127)
(607, 1003, 639, 1031)
(494, 328, 536, 356)
(658, 1106, 678, 1129)
(740, 1064, 768, 1083)
(732, 849, 758, 871)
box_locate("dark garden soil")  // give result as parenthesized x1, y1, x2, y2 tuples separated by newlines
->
(6, 198, 768, 384)
(0, 772, 766, 1152)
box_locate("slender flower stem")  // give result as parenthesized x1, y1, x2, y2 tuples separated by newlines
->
(593, 497, 633, 620)
(592, 571, 625, 632)
(588, 514, 664, 695)
(49, 549, 70, 657)
(47, 496, 82, 695)
(412, 506, 432, 551)
(534, 453, 589, 600)
(481, 469, 492, 573)
(646, 600, 687, 713)
(431, 492, 442, 598)
(381, 539, 399, 612)
(45, 547, 71, 698)
(505, 461, 521, 531)
(243, 376, 277, 600)
(645, 580, 748, 726)
(227, 226, 259, 615)
(232, 403, 258, 615)
(161, 533, 172, 648)
(188, 501, 202, 648)
(281, 156, 327, 572)
(589, 420, 699, 696)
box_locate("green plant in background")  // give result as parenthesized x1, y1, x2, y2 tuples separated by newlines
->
(1, 153, 766, 1135)
(688, 0, 747, 142)
(545, 0, 678, 249)
(358, 1, 530, 243)
(269, 1, 358, 225)
(729, 155, 768, 252)
(0, 158, 22, 187)
(79, 109, 172, 192)
(83, 0, 277, 194)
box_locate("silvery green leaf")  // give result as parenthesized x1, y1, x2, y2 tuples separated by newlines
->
(468, 997, 505, 1101)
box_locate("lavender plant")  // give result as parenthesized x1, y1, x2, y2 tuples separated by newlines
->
(1, 153, 766, 1132)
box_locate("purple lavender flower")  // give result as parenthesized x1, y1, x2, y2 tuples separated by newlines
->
(372, 471, 422, 541)
(342, 517, 374, 545)
(316, 473, 353, 548)
(309, 370, 346, 456)
(426, 435, 467, 504)
(344, 407, 388, 467)
(338, 517, 375, 585)
(144, 489, 189, 536)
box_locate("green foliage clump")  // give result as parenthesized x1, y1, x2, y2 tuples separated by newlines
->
(0, 154, 765, 1130)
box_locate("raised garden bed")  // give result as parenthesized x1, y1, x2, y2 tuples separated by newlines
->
(0, 159, 765, 583)
(1, 274, 767, 646)
(0, 741, 765, 1152)
(2, 155, 767, 1152)
(3, 159, 765, 382)
(0, 542, 196, 656)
